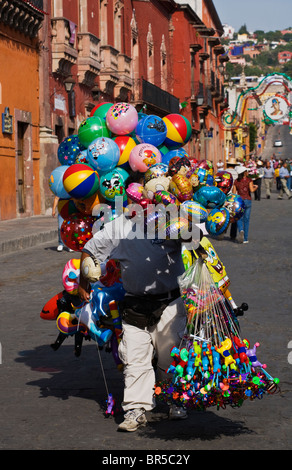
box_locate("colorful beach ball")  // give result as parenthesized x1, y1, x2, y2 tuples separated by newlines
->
(205, 207, 230, 236)
(60, 214, 96, 252)
(62, 259, 81, 295)
(63, 163, 100, 200)
(135, 115, 167, 147)
(106, 102, 138, 135)
(78, 116, 111, 148)
(87, 137, 120, 172)
(90, 102, 114, 120)
(129, 143, 162, 172)
(113, 135, 137, 167)
(162, 114, 192, 149)
(57, 198, 79, 219)
(49, 165, 71, 199)
(57, 135, 84, 166)
(162, 148, 190, 166)
(99, 167, 129, 202)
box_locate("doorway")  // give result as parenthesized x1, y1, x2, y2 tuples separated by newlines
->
(17, 122, 28, 213)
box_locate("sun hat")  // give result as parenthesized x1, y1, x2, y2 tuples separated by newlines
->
(226, 157, 238, 166)
(235, 166, 248, 175)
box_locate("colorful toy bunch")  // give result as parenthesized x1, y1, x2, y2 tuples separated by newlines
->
(154, 259, 279, 411)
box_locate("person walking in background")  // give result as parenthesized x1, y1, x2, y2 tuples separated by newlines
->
(286, 159, 292, 191)
(254, 160, 264, 201)
(234, 166, 258, 244)
(278, 162, 292, 200)
(52, 196, 73, 252)
(263, 161, 274, 199)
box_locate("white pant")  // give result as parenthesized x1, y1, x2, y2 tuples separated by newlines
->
(118, 297, 186, 411)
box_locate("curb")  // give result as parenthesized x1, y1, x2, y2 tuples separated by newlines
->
(0, 229, 58, 256)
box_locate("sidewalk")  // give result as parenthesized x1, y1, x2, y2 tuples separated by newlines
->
(0, 215, 58, 256)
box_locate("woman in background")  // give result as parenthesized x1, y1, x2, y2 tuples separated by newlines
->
(234, 167, 258, 244)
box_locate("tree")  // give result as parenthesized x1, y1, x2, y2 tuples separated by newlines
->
(238, 24, 248, 35)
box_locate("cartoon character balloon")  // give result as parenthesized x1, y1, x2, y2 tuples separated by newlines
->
(129, 143, 162, 172)
(215, 171, 234, 195)
(135, 115, 167, 147)
(87, 137, 120, 173)
(99, 167, 129, 202)
(205, 207, 230, 236)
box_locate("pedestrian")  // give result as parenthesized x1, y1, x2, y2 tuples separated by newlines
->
(286, 159, 292, 191)
(254, 160, 264, 201)
(234, 166, 258, 244)
(278, 162, 292, 200)
(78, 172, 199, 432)
(263, 160, 274, 199)
(225, 158, 239, 241)
(216, 159, 224, 171)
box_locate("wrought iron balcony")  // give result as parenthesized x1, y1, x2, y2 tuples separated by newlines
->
(141, 79, 179, 114)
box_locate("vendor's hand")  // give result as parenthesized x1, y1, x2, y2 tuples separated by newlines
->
(78, 284, 91, 302)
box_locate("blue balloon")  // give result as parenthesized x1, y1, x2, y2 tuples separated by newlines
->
(87, 137, 120, 172)
(48, 165, 70, 199)
(57, 135, 84, 165)
(99, 167, 129, 202)
(193, 186, 226, 209)
(205, 207, 230, 235)
(135, 115, 167, 147)
(162, 148, 189, 166)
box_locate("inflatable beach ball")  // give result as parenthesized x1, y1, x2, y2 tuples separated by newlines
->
(78, 116, 111, 148)
(106, 102, 138, 135)
(49, 165, 71, 199)
(162, 114, 192, 149)
(90, 102, 114, 120)
(99, 167, 129, 202)
(63, 163, 100, 200)
(113, 135, 137, 167)
(87, 137, 120, 172)
(129, 143, 162, 172)
(60, 214, 96, 252)
(57, 135, 84, 166)
(135, 115, 167, 147)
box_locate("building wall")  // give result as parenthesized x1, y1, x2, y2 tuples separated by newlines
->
(0, 25, 41, 220)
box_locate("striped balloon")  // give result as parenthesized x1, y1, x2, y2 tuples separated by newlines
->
(162, 114, 192, 149)
(63, 163, 99, 200)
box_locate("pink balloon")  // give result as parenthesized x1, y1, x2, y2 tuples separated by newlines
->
(129, 143, 162, 172)
(106, 102, 138, 135)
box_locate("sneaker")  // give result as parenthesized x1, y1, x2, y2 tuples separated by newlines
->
(68, 248, 74, 252)
(243, 240, 249, 244)
(169, 404, 188, 420)
(118, 408, 147, 432)
(238, 231, 244, 244)
(57, 244, 64, 252)
(267, 196, 270, 199)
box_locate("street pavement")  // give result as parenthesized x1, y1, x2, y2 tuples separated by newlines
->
(0, 187, 291, 452)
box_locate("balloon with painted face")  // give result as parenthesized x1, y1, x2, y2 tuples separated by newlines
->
(206, 207, 230, 235)
(99, 167, 129, 202)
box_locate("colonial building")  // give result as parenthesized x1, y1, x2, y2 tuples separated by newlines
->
(1, 0, 227, 220)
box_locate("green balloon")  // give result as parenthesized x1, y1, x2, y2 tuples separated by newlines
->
(78, 116, 111, 148)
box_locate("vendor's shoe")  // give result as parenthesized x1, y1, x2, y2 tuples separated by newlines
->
(118, 408, 147, 432)
(169, 404, 188, 420)
(238, 231, 244, 244)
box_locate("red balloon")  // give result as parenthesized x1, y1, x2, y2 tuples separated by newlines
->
(60, 214, 96, 252)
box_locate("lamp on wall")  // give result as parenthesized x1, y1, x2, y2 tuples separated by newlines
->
(91, 84, 100, 101)
(64, 75, 76, 93)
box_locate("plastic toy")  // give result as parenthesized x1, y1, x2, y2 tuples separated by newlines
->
(193, 186, 226, 209)
(99, 167, 129, 202)
(113, 135, 136, 167)
(129, 143, 162, 172)
(60, 214, 96, 252)
(58, 135, 84, 165)
(162, 114, 192, 149)
(49, 165, 71, 199)
(205, 207, 230, 236)
(62, 259, 81, 295)
(87, 137, 120, 172)
(135, 114, 167, 147)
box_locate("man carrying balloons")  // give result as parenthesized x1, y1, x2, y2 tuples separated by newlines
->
(78, 171, 202, 432)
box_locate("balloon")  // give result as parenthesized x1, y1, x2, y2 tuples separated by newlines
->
(113, 135, 136, 166)
(78, 116, 111, 148)
(153, 190, 180, 207)
(87, 137, 120, 172)
(125, 182, 144, 203)
(73, 192, 101, 215)
(162, 148, 189, 166)
(60, 214, 96, 252)
(215, 171, 234, 194)
(106, 102, 138, 135)
(169, 174, 193, 202)
(180, 200, 208, 223)
(162, 114, 192, 149)
(62, 259, 81, 295)
(49, 165, 71, 199)
(99, 167, 129, 202)
(63, 163, 100, 200)
(224, 193, 245, 222)
(90, 102, 114, 119)
(144, 163, 169, 179)
(57, 135, 84, 165)
(193, 186, 226, 209)
(129, 143, 162, 172)
(40, 291, 63, 321)
(57, 198, 79, 219)
(135, 115, 167, 147)
(197, 159, 214, 175)
(193, 167, 214, 188)
(205, 207, 230, 236)
(75, 149, 88, 164)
